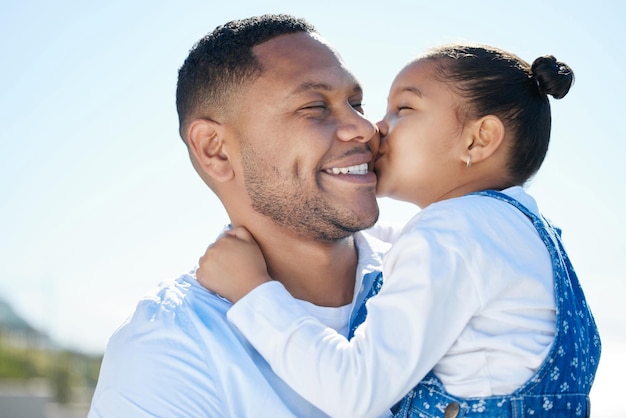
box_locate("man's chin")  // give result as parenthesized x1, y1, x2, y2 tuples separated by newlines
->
(341, 207, 380, 237)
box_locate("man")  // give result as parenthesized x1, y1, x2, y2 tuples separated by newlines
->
(88, 14, 392, 417)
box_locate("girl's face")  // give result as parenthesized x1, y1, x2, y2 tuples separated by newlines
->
(374, 60, 471, 208)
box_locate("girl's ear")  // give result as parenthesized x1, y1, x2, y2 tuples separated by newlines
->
(463, 115, 505, 166)
(186, 118, 234, 183)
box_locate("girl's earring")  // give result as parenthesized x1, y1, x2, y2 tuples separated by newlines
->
(466, 155, 472, 168)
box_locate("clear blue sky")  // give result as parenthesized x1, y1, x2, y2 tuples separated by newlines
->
(1, 0, 624, 415)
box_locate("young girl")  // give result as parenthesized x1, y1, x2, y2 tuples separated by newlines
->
(197, 44, 601, 418)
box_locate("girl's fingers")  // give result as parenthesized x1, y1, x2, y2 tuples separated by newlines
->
(226, 226, 256, 243)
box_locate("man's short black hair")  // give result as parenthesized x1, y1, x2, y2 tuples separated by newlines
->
(176, 14, 316, 138)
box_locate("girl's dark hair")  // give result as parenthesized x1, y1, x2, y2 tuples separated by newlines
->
(420, 44, 574, 184)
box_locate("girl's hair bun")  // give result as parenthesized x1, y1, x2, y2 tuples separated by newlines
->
(531, 55, 574, 99)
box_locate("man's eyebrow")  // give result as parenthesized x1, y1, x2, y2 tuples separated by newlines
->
(289, 81, 363, 97)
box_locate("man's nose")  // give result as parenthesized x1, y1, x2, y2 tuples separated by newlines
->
(336, 109, 377, 144)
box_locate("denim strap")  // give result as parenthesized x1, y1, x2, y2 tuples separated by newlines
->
(348, 270, 384, 340)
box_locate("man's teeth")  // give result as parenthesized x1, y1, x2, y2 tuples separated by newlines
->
(324, 163, 368, 175)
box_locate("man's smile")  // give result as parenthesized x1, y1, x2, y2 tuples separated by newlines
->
(323, 163, 369, 175)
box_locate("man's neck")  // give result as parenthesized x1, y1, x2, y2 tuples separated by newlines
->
(251, 226, 358, 307)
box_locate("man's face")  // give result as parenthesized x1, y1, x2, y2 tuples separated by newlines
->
(233, 32, 379, 241)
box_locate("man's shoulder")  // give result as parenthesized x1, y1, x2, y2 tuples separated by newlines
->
(110, 271, 232, 345)
(89, 271, 238, 417)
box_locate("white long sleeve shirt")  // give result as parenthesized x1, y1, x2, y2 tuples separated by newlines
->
(227, 187, 556, 418)
(88, 230, 391, 418)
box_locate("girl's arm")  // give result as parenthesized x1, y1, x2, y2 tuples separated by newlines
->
(197, 225, 480, 418)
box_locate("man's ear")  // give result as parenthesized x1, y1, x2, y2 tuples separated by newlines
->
(186, 118, 234, 183)
(463, 115, 505, 166)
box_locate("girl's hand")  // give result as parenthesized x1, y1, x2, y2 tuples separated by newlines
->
(196, 226, 271, 302)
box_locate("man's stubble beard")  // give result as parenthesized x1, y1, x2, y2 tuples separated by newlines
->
(241, 143, 377, 242)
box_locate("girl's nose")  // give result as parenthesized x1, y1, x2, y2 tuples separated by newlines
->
(376, 120, 388, 140)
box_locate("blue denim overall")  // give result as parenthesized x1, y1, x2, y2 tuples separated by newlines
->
(349, 190, 601, 418)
